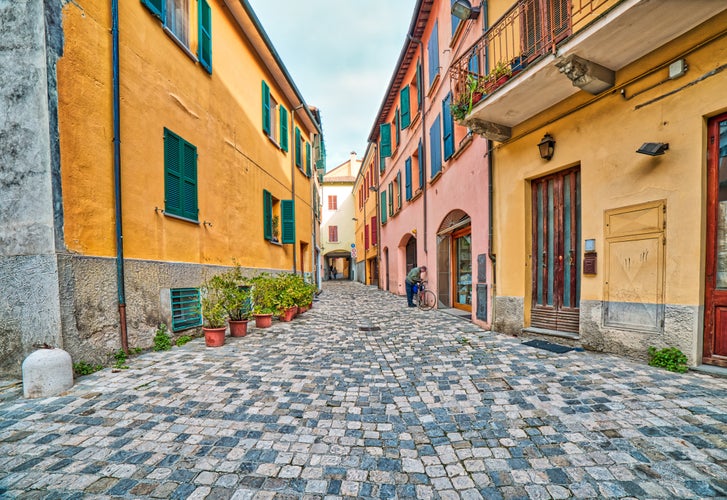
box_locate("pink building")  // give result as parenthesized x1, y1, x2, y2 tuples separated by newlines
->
(369, 0, 492, 326)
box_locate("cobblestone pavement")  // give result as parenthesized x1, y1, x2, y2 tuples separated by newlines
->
(1, 281, 727, 499)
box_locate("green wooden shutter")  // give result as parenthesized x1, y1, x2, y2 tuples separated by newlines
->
(400, 86, 411, 129)
(388, 183, 394, 216)
(395, 108, 400, 147)
(443, 93, 454, 160)
(306, 142, 311, 177)
(405, 157, 412, 200)
(198, 0, 212, 73)
(263, 190, 273, 240)
(281, 200, 295, 244)
(380, 123, 392, 158)
(380, 191, 387, 223)
(181, 141, 198, 220)
(280, 106, 288, 152)
(295, 127, 302, 167)
(164, 129, 182, 216)
(262, 81, 271, 135)
(396, 171, 402, 209)
(141, 0, 164, 20)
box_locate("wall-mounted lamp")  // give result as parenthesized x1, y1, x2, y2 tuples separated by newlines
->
(538, 133, 556, 161)
(352, 218, 358, 221)
(451, 0, 480, 20)
(369, 186, 378, 192)
(636, 142, 669, 156)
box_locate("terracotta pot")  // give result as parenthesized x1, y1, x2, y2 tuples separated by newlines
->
(254, 313, 273, 328)
(279, 307, 297, 322)
(203, 327, 226, 347)
(298, 305, 308, 314)
(229, 320, 249, 337)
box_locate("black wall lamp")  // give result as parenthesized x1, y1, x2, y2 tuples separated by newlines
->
(636, 142, 669, 156)
(538, 133, 556, 161)
(451, 0, 480, 20)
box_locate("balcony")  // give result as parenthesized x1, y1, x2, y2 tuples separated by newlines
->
(449, 0, 727, 141)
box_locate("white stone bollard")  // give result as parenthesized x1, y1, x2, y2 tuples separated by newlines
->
(22, 347, 74, 398)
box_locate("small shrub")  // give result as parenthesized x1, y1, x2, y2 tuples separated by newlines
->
(73, 361, 103, 377)
(176, 335, 193, 347)
(153, 323, 172, 351)
(113, 349, 129, 370)
(648, 346, 688, 373)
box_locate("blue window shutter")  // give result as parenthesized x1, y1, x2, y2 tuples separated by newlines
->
(262, 81, 271, 135)
(198, 0, 212, 73)
(396, 171, 402, 208)
(380, 123, 392, 158)
(279, 106, 288, 152)
(468, 51, 479, 74)
(451, 0, 461, 35)
(281, 200, 295, 244)
(428, 21, 439, 86)
(418, 140, 425, 188)
(405, 157, 412, 200)
(295, 127, 302, 167)
(306, 142, 311, 177)
(400, 86, 411, 129)
(141, 0, 164, 20)
(443, 93, 454, 160)
(381, 191, 387, 223)
(429, 115, 442, 177)
(395, 109, 400, 146)
(416, 62, 423, 108)
(263, 190, 273, 240)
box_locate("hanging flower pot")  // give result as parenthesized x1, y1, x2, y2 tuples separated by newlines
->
(228, 320, 249, 337)
(203, 327, 226, 347)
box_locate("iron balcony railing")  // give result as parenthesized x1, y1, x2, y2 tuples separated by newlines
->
(450, 0, 615, 112)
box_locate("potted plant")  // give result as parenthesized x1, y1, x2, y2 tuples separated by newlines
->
(219, 267, 252, 337)
(200, 276, 228, 347)
(276, 274, 299, 322)
(271, 215, 280, 243)
(251, 273, 278, 328)
(491, 60, 512, 87)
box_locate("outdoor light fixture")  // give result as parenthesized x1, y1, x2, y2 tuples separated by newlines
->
(369, 186, 378, 192)
(451, 0, 480, 20)
(636, 142, 669, 156)
(538, 134, 556, 161)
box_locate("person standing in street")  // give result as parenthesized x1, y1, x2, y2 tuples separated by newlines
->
(405, 265, 427, 307)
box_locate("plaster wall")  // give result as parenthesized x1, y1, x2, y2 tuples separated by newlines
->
(492, 17, 727, 361)
(321, 184, 355, 254)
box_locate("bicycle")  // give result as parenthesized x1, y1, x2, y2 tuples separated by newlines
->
(414, 281, 437, 310)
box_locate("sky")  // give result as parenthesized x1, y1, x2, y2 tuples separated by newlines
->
(247, 0, 418, 171)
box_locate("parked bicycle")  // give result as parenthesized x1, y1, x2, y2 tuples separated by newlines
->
(414, 281, 437, 310)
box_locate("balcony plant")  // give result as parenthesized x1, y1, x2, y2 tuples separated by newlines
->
(490, 60, 512, 89)
(451, 73, 484, 123)
(200, 275, 228, 347)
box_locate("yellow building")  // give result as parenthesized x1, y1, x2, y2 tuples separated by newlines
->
(451, 0, 727, 369)
(0, 0, 322, 374)
(353, 144, 381, 286)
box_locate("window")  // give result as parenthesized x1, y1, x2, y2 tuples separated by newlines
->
(394, 108, 400, 148)
(400, 86, 411, 129)
(197, 0, 212, 73)
(443, 93, 455, 160)
(328, 195, 338, 211)
(263, 190, 295, 243)
(396, 171, 402, 211)
(428, 20, 440, 87)
(166, 0, 189, 45)
(417, 140, 424, 190)
(170, 287, 202, 331)
(279, 106, 289, 152)
(262, 81, 289, 150)
(329, 225, 339, 243)
(164, 128, 198, 221)
(388, 182, 394, 216)
(416, 61, 423, 109)
(306, 142, 312, 177)
(295, 127, 302, 168)
(430, 115, 442, 178)
(405, 157, 413, 201)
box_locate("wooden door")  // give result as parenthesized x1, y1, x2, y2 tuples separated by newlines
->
(531, 167, 580, 333)
(452, 227, 473, 311)
(704, 113, 727, 367)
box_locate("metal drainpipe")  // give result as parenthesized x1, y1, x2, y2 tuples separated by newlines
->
(372, 142, 381, 289)
(487, 139, 497, 331)
(111, 0, 128, 354)
(407, 35, 427, 256)
(290, 104, 305, 274)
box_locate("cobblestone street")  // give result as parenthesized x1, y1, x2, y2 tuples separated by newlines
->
(1, 281, 726, 499)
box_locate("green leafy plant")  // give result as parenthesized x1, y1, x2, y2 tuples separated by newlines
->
(73, 361, 103, 376)
(176, 335, 193, 347)
(200, 275, 228, 327)
(648, 346, 688, 373)
(251, 273, 280, 315)
(153, 323, 172, 351)
(113, 349, 129, 370)
(219, 267, 253, 321)
(492, 60, 512, 79)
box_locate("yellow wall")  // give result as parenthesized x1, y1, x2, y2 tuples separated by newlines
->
(57, 1, 316, 270)
(495, 13, 727, 310)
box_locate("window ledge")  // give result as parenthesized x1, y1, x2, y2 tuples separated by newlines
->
(430, 170, 443, 186)
(163, 26, 198, 63)
(427, 74, 441, 98)
(410, 111, 421, 128)
(267, 239, 283, 246)
(162, 211, 200, 225)
(410, 189, 423, 202)
(451, 132, 474, 161)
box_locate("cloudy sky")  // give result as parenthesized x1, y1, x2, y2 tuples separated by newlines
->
(247, 0, 418, 170)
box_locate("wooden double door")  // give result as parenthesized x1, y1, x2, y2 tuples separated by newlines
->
(531, 167, 581, 333)
(704, 113, 727, 367)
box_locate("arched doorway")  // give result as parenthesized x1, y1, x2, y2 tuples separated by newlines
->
(437, 210, 471, 311)
(325, 250, 353, 280)
(405, 236, 417, 274)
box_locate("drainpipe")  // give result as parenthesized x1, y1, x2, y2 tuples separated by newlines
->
(372, 142, 382, 289)
(487, 139, 497, 331)
(290, 104, 305, 274)
(111, 0, 128, 354)
(407, 35, 428, 256)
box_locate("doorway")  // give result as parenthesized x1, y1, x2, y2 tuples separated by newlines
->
(452, 227, 472, 311)
(704, 113, 727, 367)
(405, 237, 417, 274)
(531, 167, 581, 333)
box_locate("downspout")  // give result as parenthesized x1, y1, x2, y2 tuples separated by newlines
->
(290, 104, 305, 274)
(487, 140, 496, 331)
(111, 0, 128, 354)
(372, 142, 382, 289)
(407, 35, 428, 256)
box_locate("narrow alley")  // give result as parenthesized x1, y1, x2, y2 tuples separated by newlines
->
(1, 281, 726, 499)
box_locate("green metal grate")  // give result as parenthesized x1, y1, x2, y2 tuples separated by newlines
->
(170, 288, 202, 331)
